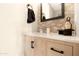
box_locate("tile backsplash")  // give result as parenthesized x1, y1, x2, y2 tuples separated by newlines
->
(38, 3, 75, 33)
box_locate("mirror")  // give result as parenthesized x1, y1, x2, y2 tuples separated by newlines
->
(40, 3, 65, 22)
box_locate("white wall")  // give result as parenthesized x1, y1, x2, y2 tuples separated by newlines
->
(75, 4, 79, 36)
(0, 2, 40, 55)
(0, 3, 25, 56)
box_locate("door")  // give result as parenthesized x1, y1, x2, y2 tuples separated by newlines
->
(24, 36, 46, 56)
(34, 37, 46, 56)
(24, 35, 35, 56)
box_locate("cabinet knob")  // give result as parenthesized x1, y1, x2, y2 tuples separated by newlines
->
(31, 41, 34, 48)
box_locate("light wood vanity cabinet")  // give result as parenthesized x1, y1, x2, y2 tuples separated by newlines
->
(24, 35, 79, 56)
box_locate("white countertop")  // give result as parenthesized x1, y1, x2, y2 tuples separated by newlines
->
(24, 32, 79, 44)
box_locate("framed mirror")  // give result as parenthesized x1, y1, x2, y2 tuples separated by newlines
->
(40, 3, 65, 22)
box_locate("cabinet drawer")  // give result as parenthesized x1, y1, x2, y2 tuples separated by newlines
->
(47, 41, 73, 56)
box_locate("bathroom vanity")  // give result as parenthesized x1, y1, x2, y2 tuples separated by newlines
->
(24, 32, 79, 56)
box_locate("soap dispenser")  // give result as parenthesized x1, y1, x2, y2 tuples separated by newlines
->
(64, 16, 72, 29)
(64, 16, 73, 36)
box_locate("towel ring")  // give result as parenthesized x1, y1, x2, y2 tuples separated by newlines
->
(26, 4, 33, 9)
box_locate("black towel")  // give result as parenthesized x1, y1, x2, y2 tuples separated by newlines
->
(27, 8, 35, 23)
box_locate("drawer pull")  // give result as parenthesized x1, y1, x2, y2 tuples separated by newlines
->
(50, 48, 64, 54)
(31, 41, 34, 48)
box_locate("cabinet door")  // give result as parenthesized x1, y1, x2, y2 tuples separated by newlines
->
(47, 40, 73, 56)
(34, 37, 46, 56)
(24, 36, 35, 56)
(24, 36, 46, 56)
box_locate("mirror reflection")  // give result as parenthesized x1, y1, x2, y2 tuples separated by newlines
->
(41, 3, 64, 22)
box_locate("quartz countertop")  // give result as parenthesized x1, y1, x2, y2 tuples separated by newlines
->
(24, 32, 79, 44)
